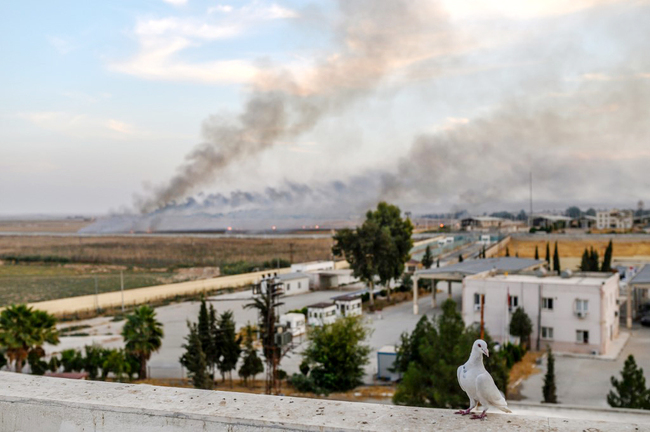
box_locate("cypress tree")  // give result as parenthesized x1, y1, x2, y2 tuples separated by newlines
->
(542, 348, 558, 403)
(602, 240, 613, 272)
(590, 247, 599, 272)
(198, 297, 212, 358)
(534, 245, 539, 260)
(505, 246, 510, 257)
(436, 258, 440, 268)
(217, 310, 242, 387)
(545, 242, 550, 267)
(458, 254, 464, 263)
(421, 245, 433, 269)
(607, 355, 650, 409)
(180, 322, 213, 390)
(553, 242, 561, 274)
(580, 248, 589, 271)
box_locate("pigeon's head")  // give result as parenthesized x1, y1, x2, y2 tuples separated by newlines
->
(473, 339, 489, 357)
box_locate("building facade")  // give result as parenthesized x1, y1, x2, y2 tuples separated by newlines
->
(334, 295, 362, 318)
(307, 303, 338, 326)
(596, 209, 633, 230)
(462, 273, 620, 355)
(277, 272, 310, 296)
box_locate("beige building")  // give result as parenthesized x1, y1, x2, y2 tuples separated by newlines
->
(596, 209, 633, 230)
(462, 272, 620, 355)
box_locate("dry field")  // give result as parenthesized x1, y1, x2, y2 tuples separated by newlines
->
(0, 219, 92, 233)
(0, 235, 333, 269)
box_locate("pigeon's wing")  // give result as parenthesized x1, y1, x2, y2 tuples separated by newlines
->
(457, 365, 465, 391)
(476, 372, 512, 413)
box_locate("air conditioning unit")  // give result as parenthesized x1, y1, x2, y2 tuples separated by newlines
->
(575, 311, 587, 318)
(474, 304, 481, 312)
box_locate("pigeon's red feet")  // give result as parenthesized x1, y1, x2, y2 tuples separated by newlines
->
(470, 411, 487, 420)
(454, 408, 472, 415)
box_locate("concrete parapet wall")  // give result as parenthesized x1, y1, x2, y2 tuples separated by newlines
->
(484, 235, 511, 258)
(0, 372, 645, 432)
(24, 268, 291, 316)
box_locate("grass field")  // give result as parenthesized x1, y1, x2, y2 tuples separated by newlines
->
(0, 264, 176, 306)
(0, 235, 333, 269)
(0, 220, 92, 233)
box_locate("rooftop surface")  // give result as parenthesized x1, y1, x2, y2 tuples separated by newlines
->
(630, 264, 650, 285)
(469, 272, 617, 286)
(416, 257, 544, 276)
(277, 272, 310, 281)
(0, 372, 646, 432)
(307, 302, 335, 309)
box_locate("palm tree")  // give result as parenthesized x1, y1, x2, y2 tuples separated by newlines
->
(121, 306, 163, 380)
(0, 304, 59, 373)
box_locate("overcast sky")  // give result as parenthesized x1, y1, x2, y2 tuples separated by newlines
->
(1, 0, 649, 216)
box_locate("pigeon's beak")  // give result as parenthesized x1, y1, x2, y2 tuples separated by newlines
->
(483, 348, 490, 357)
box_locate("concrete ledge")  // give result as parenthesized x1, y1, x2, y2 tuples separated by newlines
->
(0, 372, 646, 431)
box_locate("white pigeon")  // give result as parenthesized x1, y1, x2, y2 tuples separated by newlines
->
(456, 339, 512, 420)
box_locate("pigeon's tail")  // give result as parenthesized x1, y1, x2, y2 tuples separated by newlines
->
(498, 406, 512, 413)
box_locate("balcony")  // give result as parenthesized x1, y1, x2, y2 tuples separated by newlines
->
(0, 372, 643, 431)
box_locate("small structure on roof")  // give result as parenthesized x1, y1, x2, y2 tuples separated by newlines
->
(307, 302, 337, 326)
(412, 257, 545, 314)
(334, 294, 362, 318)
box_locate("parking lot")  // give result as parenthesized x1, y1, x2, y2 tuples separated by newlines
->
(518, 325, 650, 407)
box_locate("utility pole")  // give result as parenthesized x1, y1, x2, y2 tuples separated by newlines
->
(94, 276, 99, 313)
(120, 270, 125, 313)
(480, 292, 485, 340)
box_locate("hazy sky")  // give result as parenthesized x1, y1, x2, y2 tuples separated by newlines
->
(1, 0, 649, 216)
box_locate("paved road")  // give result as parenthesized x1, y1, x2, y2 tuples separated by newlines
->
(519, 325, 650, 407)
(49, 282, 464, 381)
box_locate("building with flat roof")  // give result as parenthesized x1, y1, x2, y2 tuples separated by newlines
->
(597, 209, 633, 231)
(277, 272, 310, 296)
(333, 294, 362, 318)
(307, 303, 337, 326)
(463, 272, 620, 355)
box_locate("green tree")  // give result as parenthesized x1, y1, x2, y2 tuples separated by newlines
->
(333, 202, 413, 304)
(542, 347, 558, 403)
(505, 246, 510, 257)
(301, 316, 371, 392)
(393, 299, 509, 408)
(217, 310, 242, 386)
(238, 324, 264, 387)
(509, 307, 533, 349)
(580, 248, 589, 271)
(590, 247, 600, 272)
(83, 345, 105, 380)
(553, 242, 561, 274)
(121, 305, 164, 380)
(0, 305, 59, 373)
(607, 355, 650, 409)
(180, 321, 213, 390)
(565, 206, 582, 218)
(103, 349, 131, 382)
(27, 349, 48, 375)
(458, 254, 464, 263)
(421, 246, 433, 269)
(534, 245, 539, 260)
(602, 240, 613, 272)
(585, 208, 596, 216)
(545, 242, 550, 267)
(60, 348, 84, 372)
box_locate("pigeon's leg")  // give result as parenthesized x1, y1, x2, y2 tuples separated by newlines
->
(470, 409, 488, 420)
(454, 398, 476, 415)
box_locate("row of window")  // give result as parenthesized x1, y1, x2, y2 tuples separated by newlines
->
(285, 281, 302, 291)
(472, 294, 589, 312)
(308, 310, 336, 318)
(541, 326, 590, 344)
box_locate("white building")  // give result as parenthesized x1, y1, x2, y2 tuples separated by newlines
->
(290, 261, 334, 273)
(307, 303, 338, 326)
(277, 272, 310, 296)
(462, 272, 620, 355)
(313, 269, 359, 289)
(279, 313, 306, 337)
(596, 209, 633, 230)
(334, 295, 362, 318)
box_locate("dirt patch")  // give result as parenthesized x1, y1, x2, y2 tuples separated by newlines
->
(508, 351, 543, 400)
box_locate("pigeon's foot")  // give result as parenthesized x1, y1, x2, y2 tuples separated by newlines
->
(454, 408, 472, 415)
(470, 411, 487, 420)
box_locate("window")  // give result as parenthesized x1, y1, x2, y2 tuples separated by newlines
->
(541, 327, 554, 339)
(298, 282, 301, 289)
(286, 283, 291, 291)
(575, 299, 589, 312)
(474, 293, 485, 310)
(542, 297, 554, 310)
(576, 330, 589, 344)
(509, 295, 519, 311)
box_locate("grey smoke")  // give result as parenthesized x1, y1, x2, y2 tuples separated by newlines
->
(136, 0, 453, 213)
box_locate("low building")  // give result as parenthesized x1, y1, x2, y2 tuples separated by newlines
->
(596, 209, 633, 230)
(290, 261, 334, 273)
(462, 272, 620, 355)
(461, 216, 504, 231)
(571, 215, 597, 229)
(314, 269, 358, 289)
(307, 303, 338, 326)
(406, 259, 423, 273)
(532, 214, 573, 230)
(277, 272, 310, 296)
(334, 295, 362, 318)
(279, 312, 306, 337)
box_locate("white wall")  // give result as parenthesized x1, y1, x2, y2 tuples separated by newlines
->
(282, 276, 310, 296)
(462, 274, 620, 354)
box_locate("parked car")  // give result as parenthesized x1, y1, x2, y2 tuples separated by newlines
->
(641, 313, 650, 328)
